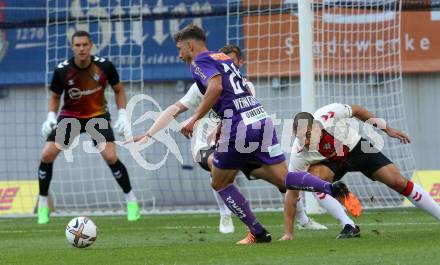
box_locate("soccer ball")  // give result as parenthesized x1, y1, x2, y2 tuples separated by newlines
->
(65, 217, 97, 248)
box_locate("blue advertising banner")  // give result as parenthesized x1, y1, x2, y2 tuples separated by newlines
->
(0, 0, 227, 86)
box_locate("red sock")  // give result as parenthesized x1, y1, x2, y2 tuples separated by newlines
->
(401, 180, 414, 196)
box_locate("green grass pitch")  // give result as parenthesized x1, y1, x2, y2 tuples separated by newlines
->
(1, 208, 439, 265)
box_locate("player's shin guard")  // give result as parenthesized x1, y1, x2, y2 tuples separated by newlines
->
(217, 184, 264, 235)
(285, 171, 333, 194)
(109, 159, 132, 193)
(401, 180, 440, 220)
(38, 161, 53, 196)
(313, 192, 355, 227)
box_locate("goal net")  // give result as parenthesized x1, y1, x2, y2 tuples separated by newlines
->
(2, 0, 261, 217)
(227, 0, 416, 210)
(0, 0, 421, 217)
(44, 0, 232, 215)
(43, 0, 269, 216)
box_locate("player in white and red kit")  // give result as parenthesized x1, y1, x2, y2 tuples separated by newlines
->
(285, 103, 440, 239)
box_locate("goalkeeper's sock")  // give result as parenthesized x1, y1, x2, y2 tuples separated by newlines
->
(402, 180, 440, 220)
(38, 195, 48, 208)
(285, 171, 333, 194)
(313, 192, 355, 227)
(124, 190, 137, 203)
(109, 159, 132, 193)
(38, 161, 53, 196)
(295, 194, 310, 225)
(212, 188, 232, 216)
(217, 184, 264, 235)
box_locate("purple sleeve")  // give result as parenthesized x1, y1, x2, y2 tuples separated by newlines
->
(192, 57, 220, 87)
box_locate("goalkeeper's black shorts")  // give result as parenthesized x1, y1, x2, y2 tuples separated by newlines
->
(318, 138, 393, 182)
(46, 113, 115, 147)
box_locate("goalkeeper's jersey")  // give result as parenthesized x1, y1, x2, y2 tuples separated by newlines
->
(50, 56, 120, 119)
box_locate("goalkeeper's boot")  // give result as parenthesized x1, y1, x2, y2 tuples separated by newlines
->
(336, 224, 360, 239)
(37, 206, 50, 224)
(236, 228, 272, 245)
(331, 181, 362, 218)
(127, 201, 141, 221)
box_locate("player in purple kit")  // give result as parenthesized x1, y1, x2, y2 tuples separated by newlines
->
(174, 25, 360, 244)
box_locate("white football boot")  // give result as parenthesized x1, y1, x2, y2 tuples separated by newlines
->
(297, 218, 328, 230)
(219, 214, 235, 234)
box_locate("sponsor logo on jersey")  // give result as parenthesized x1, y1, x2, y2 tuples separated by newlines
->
(68, 86, 103, 100)
(68, 79, 74, 86)
(93, 74, 100, 82)
(240, 106, 268, 126)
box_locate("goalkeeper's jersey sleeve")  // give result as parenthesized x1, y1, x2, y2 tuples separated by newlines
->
(50, 56, 120, 119)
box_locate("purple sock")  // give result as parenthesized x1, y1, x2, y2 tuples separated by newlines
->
(217, 184, 264, 235)
(285, 171, 333, 195)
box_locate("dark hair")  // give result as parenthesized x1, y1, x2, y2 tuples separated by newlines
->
(173, 24, 206, 43)
(71, 30, 92, 43)
(219, 44, 242, 60)
(293, 112, 314, 132)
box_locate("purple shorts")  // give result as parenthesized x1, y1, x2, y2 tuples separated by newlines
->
(212, 118, 285, 169)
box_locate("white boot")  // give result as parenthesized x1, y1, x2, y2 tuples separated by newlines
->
(297, 218, 328, 230)
(219, 214, 234, 234)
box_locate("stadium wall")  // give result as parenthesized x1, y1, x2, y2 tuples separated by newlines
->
(402, 73, 440, 170)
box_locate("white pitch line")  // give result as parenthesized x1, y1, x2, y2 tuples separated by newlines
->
(0, 222, 438, 234)
(163, 222, 440, 230)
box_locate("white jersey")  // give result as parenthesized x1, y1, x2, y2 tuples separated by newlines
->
(288, 103, 361, 171)
(179, 83, 220, 155)
(179, 80, 256, 155)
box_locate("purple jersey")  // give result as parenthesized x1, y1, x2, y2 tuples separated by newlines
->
(190, 51, 285, 169)
(191, 51, 269, 140)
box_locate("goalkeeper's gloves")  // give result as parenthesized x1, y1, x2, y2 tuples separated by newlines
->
(41, 112, 57, 137)
(114, 108, 131, 139)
